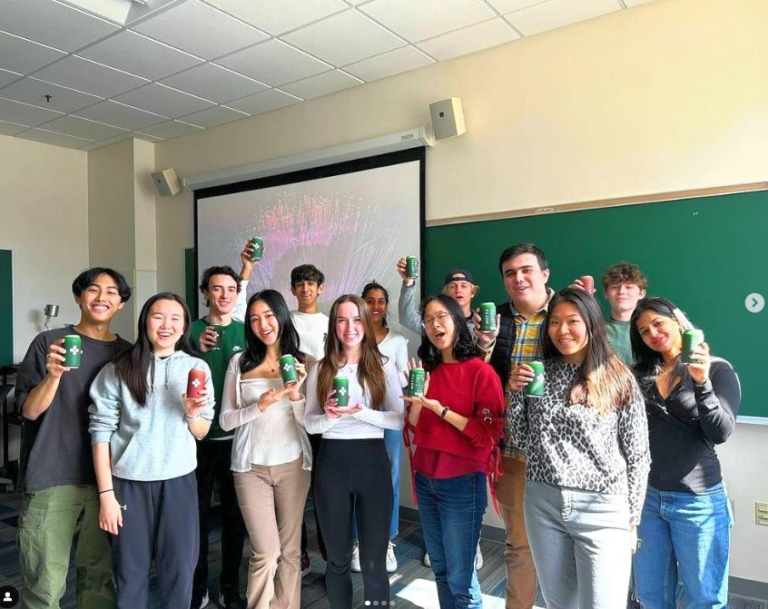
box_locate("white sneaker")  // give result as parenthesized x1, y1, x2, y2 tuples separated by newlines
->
(475, 542, 483, 570)
(386, 541, 398, 573)
(422, 552, 431, 568)
(351, 541, 362, 573)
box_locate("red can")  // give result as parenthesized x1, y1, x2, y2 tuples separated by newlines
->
(187, 369, 206, 399)
(580, 275, 595, 293)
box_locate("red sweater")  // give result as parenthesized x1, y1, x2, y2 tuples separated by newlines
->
(408, 358, 504, 479)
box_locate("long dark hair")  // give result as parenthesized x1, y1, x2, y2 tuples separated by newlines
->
(112, 292, 196, 406)
(316, 295, 386, 410)
(240, 290, 304, 374)
(418, 294, 481, 371)
(361, 281, 389, 328)
(630, 297, 694, 382)
(543, 288, 636, 415)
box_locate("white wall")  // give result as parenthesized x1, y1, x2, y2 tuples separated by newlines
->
(148, 0, 767, 582)
(0, 135, 89, 363)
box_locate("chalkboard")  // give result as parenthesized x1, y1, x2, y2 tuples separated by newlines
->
(424, 190, 768, 419)
(0, 250, 12, 367)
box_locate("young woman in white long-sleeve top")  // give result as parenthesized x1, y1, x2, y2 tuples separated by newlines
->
(219, 290, 311, 609)
(304, 294, 404, 609)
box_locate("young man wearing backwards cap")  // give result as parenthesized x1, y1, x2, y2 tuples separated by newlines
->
(396, 258, 479, 335)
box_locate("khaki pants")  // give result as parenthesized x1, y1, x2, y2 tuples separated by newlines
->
(17, 484, 115, 609)
(234, 457, 310, 609)
(496, 457, 537, 609)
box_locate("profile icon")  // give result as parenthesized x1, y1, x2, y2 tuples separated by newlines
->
(0, 586, 18, 607)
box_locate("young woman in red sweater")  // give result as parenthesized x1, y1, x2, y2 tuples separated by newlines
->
(404, 294, 504, 609)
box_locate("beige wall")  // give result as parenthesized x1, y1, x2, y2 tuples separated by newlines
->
(0, 135, 89, 362)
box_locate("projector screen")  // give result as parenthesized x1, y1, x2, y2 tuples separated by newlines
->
(194, 148, 425, 347)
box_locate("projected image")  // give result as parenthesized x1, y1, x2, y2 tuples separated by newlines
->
(196, 155, 423, 342)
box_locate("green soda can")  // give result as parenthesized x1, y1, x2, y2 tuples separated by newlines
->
(408, 368, 425, 397)
(406, 256, 419, 279)
(250, 237, 264, 261)
(682, 329, 704, 365)
(524, 361, 545, 397)
(63, 335, 82, 369)
(480, 302, 496, 332)
(209, 325, 223, 351)
(279, 354, 299, 385)
(333, 376, 350, 406)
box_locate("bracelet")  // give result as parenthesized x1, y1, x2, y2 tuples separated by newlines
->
(98, 488, 113, 495)
(186, 413, 201, 421)
(440, 407, 450, 420)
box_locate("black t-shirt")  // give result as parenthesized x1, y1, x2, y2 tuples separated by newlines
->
(16, 326, 130, 492)
(636, 357, 741, 493)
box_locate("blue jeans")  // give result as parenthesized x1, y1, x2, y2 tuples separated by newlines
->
(634, 483, 733, 609)
(415, 471, 486, 609)
(353, 429, 401, 541)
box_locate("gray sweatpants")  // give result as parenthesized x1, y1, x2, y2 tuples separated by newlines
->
(524, 480, 632, 609)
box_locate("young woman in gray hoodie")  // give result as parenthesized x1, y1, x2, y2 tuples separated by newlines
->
(89, 292, 214, 609)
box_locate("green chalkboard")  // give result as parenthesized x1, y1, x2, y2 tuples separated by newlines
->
(185, 248, 197, 317)
(424, 190, 768, 419)
(0, 250, 12, 367)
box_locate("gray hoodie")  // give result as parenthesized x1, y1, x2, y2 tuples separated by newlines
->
(89, 351, 214, 481)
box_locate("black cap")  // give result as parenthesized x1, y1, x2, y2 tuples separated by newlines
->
(444, 269, 474, 286)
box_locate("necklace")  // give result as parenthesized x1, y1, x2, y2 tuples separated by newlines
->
(265, 356, 279, 373)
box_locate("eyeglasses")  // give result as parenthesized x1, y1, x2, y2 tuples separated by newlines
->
(422, 312, 451, 329)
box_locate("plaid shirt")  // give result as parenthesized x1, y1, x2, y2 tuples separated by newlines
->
(502, 288, 554, 458)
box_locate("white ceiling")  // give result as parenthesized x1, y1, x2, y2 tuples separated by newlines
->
(0, 0, 658, 151)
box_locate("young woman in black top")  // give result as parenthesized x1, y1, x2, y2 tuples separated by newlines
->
(630, 297, 741, 609)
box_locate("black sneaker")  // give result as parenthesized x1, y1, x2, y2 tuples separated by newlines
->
(218, 591, 246, 609)
(190, 589, 209, 609)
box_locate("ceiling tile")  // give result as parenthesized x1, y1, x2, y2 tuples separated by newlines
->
(227, 89, 301, 115)
(203, 0, 347, 36)
(161, 63, 268, 104)
(74, 100, 168, 130)
(343, 46, 433, 82)
(0, 77, 102, 113)
(15, 128, 92, 149)
(418, 18, 519, 60)
(64, 0, 181, 27)
(283, 10, 404, 66)
(0, 0, 120, 52)
(136, 120, 203, 139)
(485, 0, 549, 13)
(360, 0, 495, 43)
(280, 70, 361, 100)
(505, 0, 620, 36)
(39, 115, 128, 140)
(0, 69, 23, 89)
(179, 105, 249, 128)
(113, 83, 216, 118)
(133, 1, 268, 60)
(217, 40, 332, 87)
(0, 30, 67, 75)
(35, 56, 149, 98)
(132, 132, 163, 143)
(624, 0, 658, 5)
(0, 97, 63, 127)
(0, 119, 29, 136)
(79, 31, 203, 81)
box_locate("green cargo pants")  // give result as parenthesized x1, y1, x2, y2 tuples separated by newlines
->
(17, 484, 115, 609)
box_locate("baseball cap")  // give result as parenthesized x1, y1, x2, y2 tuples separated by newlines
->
(444, 269, 474, 286)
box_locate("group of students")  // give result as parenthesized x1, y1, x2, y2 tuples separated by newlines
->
(13, 240, 740, 609)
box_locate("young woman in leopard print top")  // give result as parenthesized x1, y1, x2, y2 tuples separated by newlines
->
(507, 288, 650, 609)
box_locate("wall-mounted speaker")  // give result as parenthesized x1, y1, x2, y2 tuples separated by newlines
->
(429, 97, 466, 140)
(151, 168, 181, 197)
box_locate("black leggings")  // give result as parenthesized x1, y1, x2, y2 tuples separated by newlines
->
(315, 438, 393, 609)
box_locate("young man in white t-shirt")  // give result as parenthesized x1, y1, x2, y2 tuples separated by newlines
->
(289, 263, 329, 575)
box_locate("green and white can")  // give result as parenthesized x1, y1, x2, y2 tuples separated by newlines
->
(480, 302, 496, 332)
(406, 256, 419, 279)
(279, 354, 299, 385)
(524, 361, 545, 397)
(682, 329, 704, 365)
(250, 236, 264, 261)
(333, 376, 350, 406)
(408, 368, 425, 397)
(63, 335, 82, 369)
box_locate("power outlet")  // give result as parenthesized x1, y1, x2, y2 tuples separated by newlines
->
(755, 502, 768, 526)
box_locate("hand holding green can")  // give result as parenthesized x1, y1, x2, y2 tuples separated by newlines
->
(333, 376, 350, 406)
(63, 335, 82, 369)
(523, 361, 545, 397)
(682, 329, 704, 365)
(279, 354, 299, 385)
